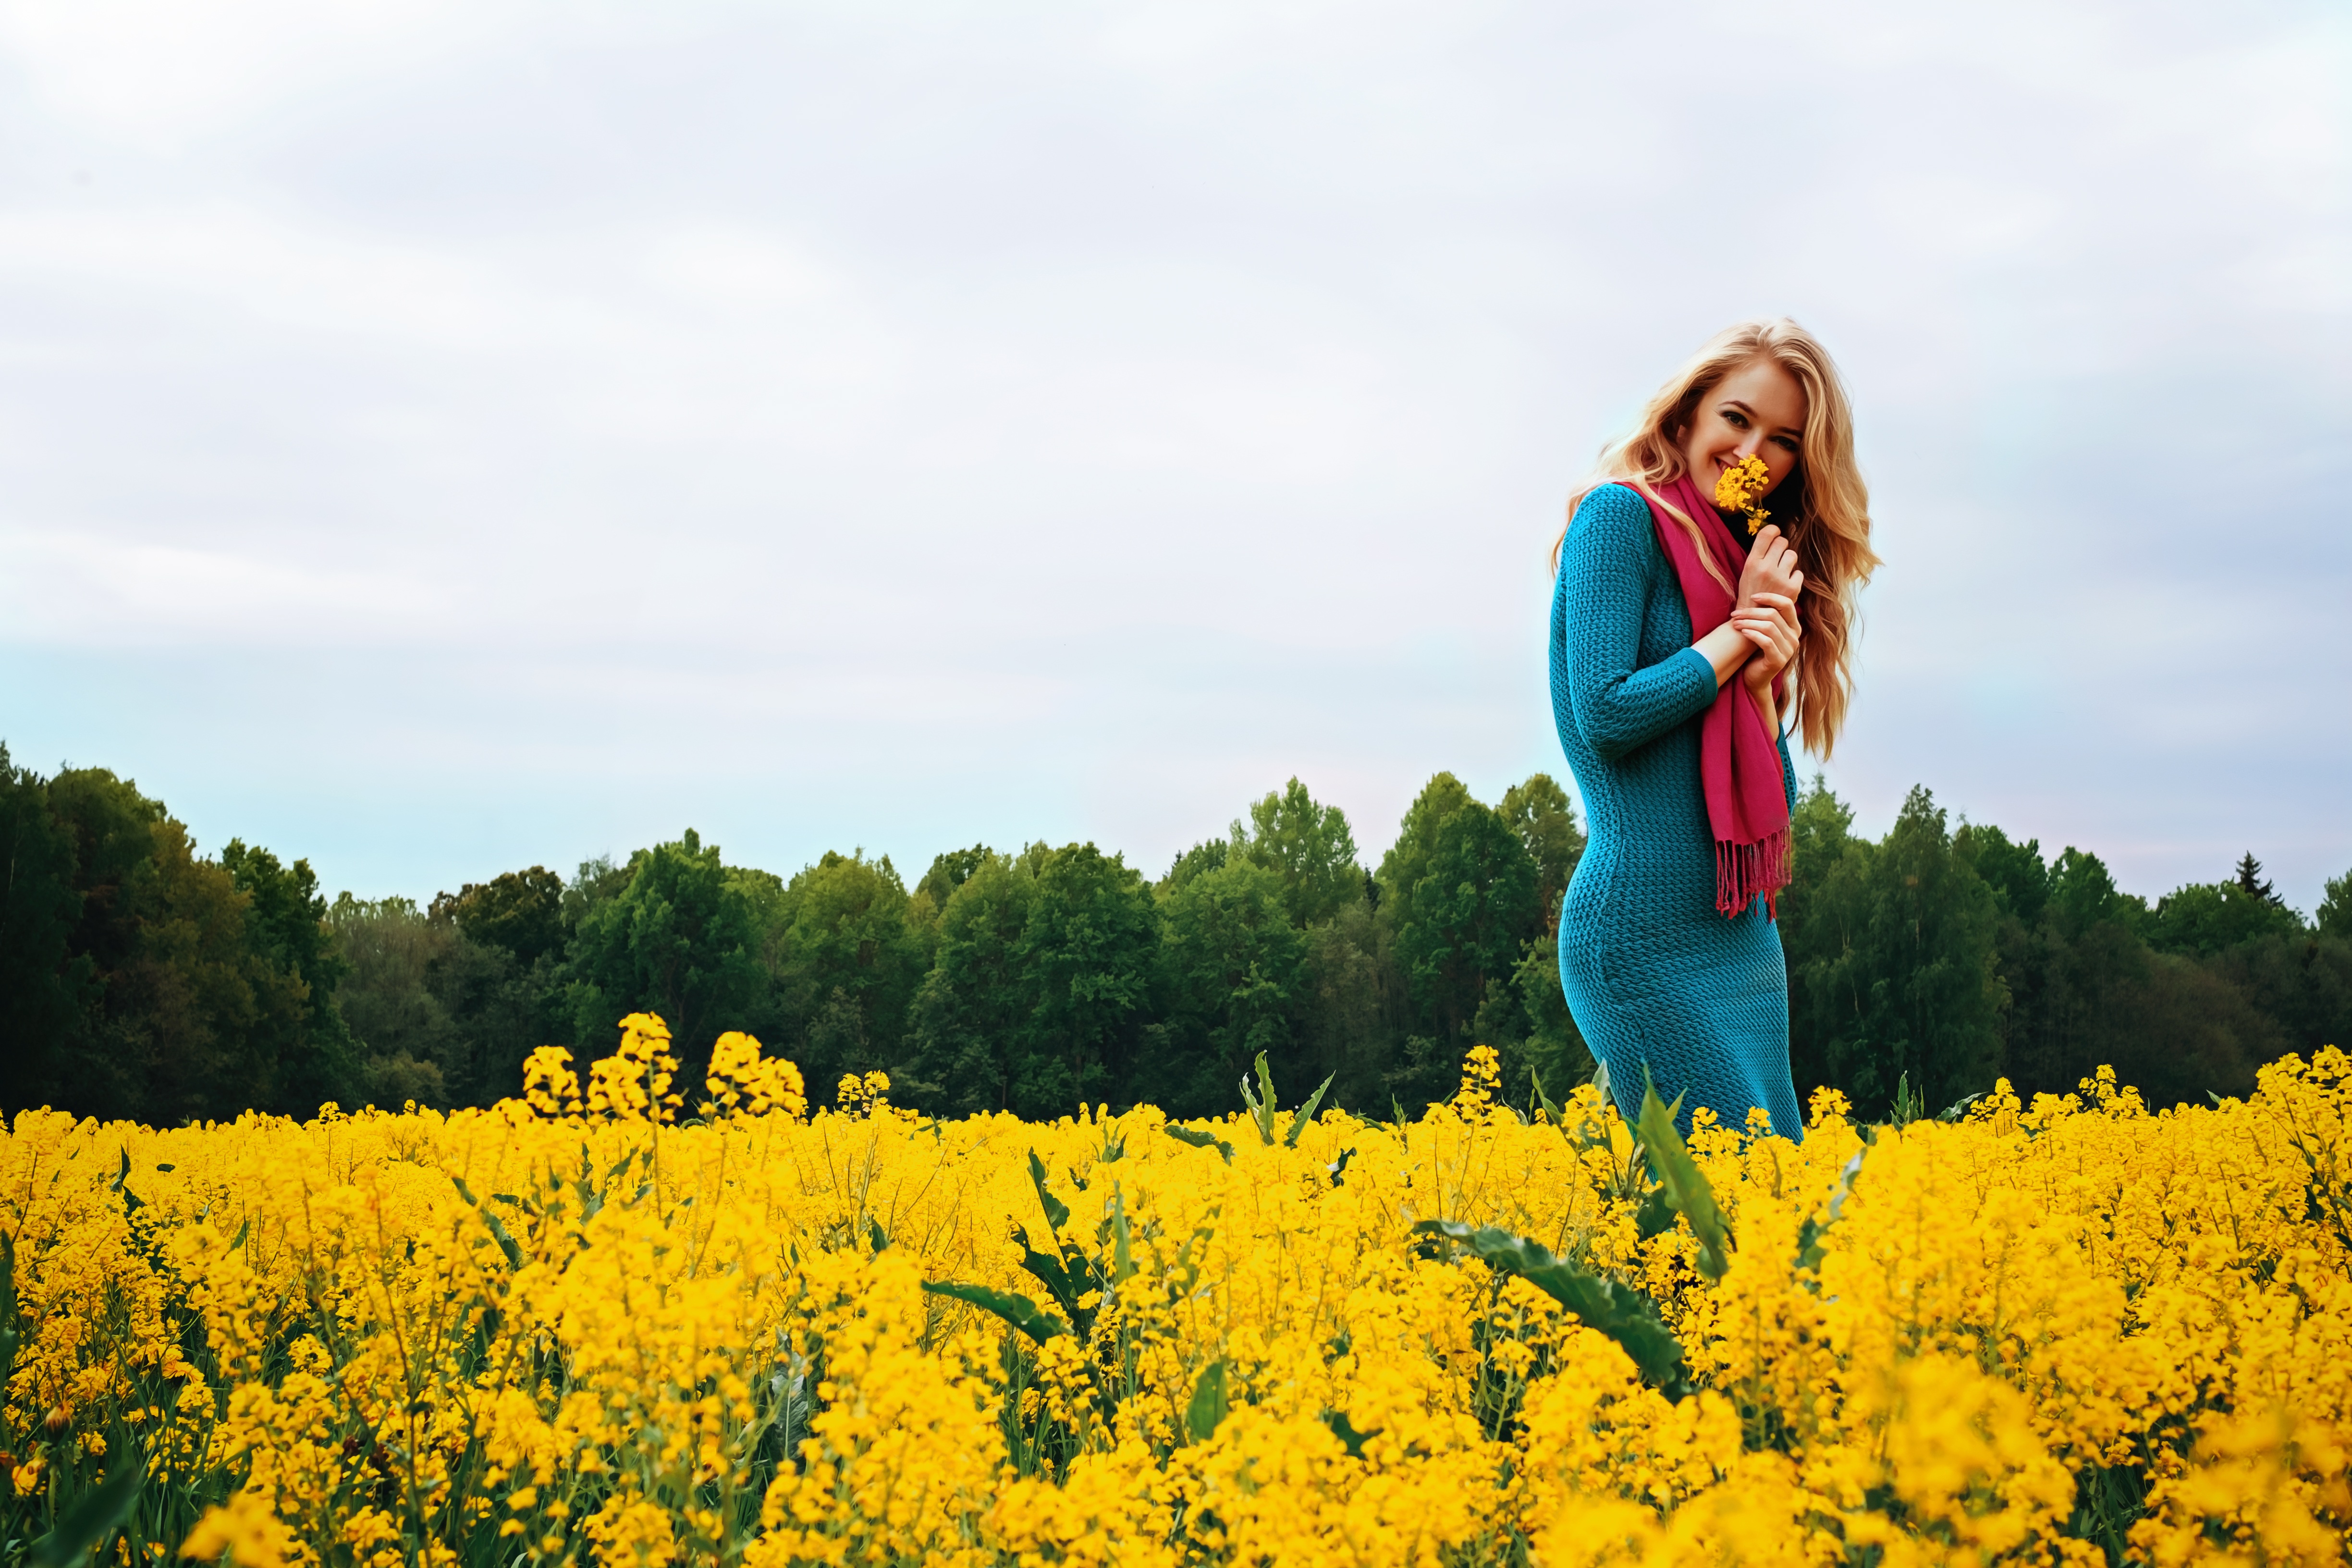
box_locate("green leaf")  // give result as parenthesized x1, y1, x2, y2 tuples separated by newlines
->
(1240, 1053, 1279, 1144)
(1530, 1068, 1564, 1127)
(1321, 1409, 1375, 1458)
(0, 1233, 17, 1392)
(1284, 1072, 1335, 1148)
(107, 1147, 143, 1214)
(1795, 1147, 1868, 1277)
(29, 1460, 143, 1568)
(450, 1176, 525, 1271)
(1793, 1216, 1828, 1272)
(922, 1281, 1070, 1343)
(1017, 1240, 1081, 1318)
(1632, 1187, 1678, 1242)
(867, 1215, 890, 1253)
(1027, 1150, 1070, 1233)
(1636, 1082, 1734, 1281)
(1412, 1219, 1684, 1387)
(1107, 1186, 1136, 1284)
(1164, 1126, 1235, 1164)
(1185, 1359, 1230, 1442)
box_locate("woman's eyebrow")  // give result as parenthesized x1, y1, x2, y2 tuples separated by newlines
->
(1720, 397, 1804, 436)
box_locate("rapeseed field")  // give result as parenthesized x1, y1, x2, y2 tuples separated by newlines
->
(4, 1016, 2347, 1566)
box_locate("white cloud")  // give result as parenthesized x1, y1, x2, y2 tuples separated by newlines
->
(0, 526, 448, 643)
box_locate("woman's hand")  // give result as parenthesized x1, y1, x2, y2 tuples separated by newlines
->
(1730, 591, 1801, 733)
(1739, 525, 1802, 608)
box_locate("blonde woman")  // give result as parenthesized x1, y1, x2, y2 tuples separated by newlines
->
(1550, 319, 1878, 1139)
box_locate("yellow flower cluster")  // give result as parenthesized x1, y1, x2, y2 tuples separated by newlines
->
(4, 1027, 2347, 1567)
(1713, 455, 1772, 536)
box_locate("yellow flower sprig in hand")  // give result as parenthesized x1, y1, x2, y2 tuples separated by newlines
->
(1713, 453, 1772, 536)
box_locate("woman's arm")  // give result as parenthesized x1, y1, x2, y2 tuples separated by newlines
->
(1560, 487, 1720, 761)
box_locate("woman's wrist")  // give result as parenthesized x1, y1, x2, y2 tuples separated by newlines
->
(1694, 624, 1752, 689)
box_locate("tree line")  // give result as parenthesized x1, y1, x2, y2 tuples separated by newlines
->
(4, 738, 2347, 1126)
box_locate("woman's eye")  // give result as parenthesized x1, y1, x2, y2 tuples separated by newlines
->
(1773, 435, 1800, 453)
(1721, 410, 1748, 428)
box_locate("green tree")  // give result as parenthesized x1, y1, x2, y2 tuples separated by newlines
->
(1499, 773, 1585, 925)
(768, 850, 929, 1092)
(565, 829, 768, 1082)
(1152, 856, 1306, 1115)
(1294, 898, 1407, 1111)
(1016, 844, 1160, 1115)
(432, 867, 566, 967)
(1239, 779, 1363, 927)
(2204, 931, 2352, 1066)
(110, 815, 292, 1122)
(20, 768, 353, 1122)
(1159, 836, 1233, 896)
(327, 895, 463, 1107)
(1379, 774, 1543, 1106)
(0, 745, 92, 1112)
(909, 851, 1039, 1114)
(2146, 874, 2305, 958)
(1780, 774, 1857, 1098)
(221, 839, 362, 1113)
(1782, 784, 2004, 1115)
(916, 845, 992, 914)
(2318, 869, 2352, 940)
(1960, 823, 2051, 925)
(911, 844, 1159, 1118)
(1949, 831, 2272, 1107)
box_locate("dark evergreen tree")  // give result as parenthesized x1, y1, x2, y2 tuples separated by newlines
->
(2234, 853, 2283, 907)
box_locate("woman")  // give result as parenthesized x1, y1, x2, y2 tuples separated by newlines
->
(1551, 319, 1877, 1140)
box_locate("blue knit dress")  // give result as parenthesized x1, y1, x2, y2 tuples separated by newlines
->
(1551, 482, 1803, 1140)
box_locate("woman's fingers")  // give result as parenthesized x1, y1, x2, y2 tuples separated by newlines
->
(1729, 607, 1800, 665)
(1744, 592, 1802, 634)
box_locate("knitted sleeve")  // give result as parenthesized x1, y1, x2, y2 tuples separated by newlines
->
(1557, 484, 1718, 761)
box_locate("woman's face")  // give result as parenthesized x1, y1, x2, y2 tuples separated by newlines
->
(1680, 357, 1808, 507)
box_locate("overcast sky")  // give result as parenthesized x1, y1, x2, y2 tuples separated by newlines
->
(2, 0, 2347, 911)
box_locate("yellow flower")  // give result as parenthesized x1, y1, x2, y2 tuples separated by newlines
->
(181, 1491, 296, 1568)
(1713, 453, 1773, 535)
(0, 1033, 2333, 1567)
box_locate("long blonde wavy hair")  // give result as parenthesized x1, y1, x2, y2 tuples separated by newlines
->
(1556, 318, 1880, 758)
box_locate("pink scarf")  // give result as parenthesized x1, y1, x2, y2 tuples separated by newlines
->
(1626, 473, 1791, 918)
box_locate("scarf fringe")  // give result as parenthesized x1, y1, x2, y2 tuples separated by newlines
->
(1715, 828, 1790, 920)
